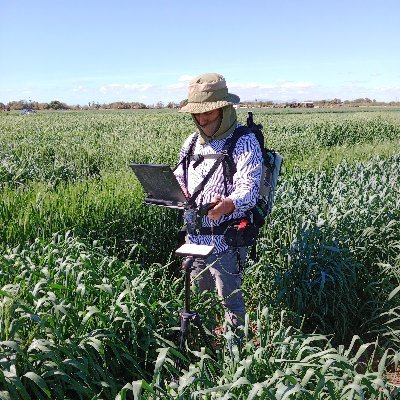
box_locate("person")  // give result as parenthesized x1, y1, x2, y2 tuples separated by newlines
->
(174, 72, 263, 334)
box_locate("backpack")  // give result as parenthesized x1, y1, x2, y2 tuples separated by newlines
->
(179, 112, 283, 231)
(237, 112, 283, 228)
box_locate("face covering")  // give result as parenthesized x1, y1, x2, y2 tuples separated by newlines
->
(192, 105, 237, 144)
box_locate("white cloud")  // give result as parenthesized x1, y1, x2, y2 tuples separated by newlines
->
(42, 78, 400, 105)
(98, 83, 153, 94)
(230, 82, 272, 90)
(73, 85, 87, 93)
(342, 80, 368, 86)
(230, 80, 315, 90)
(375, 85, 400, 98)
(227, 80, 317, 101)
(178, 74, 194, 82)
(279, 81, 315, 90)
(167, 82, 187, 90)
(89, 78, 319, 104)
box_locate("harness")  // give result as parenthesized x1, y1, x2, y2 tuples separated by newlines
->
(175, 126, 259, 247)
(178, 125, 249, 210)
(175, 112, 283, 256)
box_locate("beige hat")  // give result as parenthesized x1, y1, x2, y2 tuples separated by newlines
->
(179, 73, 240, 113)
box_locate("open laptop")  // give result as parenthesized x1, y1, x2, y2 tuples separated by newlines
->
(129, 163, 187, 209)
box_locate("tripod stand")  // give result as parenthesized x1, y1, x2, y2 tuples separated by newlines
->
(175, 244, 216, 370)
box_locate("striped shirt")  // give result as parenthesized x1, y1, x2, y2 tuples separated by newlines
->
(174, 124, 263, 253)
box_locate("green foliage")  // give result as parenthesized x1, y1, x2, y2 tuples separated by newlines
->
(1, 108, 400, 398)
(0, 172, 181, 263)
(147, 312, 399, 399)
(1, 236, 398, 399)
(253, 109, 400, 173)
(0, 233, 182, 398)
(246, 155, 400, 345)
(0, 110, 190, 188)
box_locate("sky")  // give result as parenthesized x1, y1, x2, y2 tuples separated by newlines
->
(1, 0, 399, 105)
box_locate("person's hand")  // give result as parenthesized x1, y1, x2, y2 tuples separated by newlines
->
(207, 195, 235, 221)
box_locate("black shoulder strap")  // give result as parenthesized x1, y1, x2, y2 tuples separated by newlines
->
(178, 125, 257, 208)
(226, 121, 268, 170)
(188, 126, 251, 207)
(225, 126, 251, 151)
(173, 133, 198, 171)
(222, 125, 252, 179)
(188, 151, 227, 207)
(173, 133, 198, 189)
(246, 112, 267, 160)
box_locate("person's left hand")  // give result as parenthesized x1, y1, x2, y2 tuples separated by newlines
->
(207, 195, 235, 221)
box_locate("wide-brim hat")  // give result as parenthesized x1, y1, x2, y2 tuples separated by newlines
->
(179, 73, 240, 113)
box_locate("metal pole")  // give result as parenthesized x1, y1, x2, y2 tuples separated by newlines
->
(182, 256, 193, 313)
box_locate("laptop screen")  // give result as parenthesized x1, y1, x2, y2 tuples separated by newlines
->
(129, 163, 187, 209)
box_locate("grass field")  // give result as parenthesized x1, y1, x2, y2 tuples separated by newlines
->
(1, 107, 400, 399)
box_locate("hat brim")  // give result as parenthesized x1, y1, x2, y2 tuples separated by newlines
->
(179, 93, 240, 113)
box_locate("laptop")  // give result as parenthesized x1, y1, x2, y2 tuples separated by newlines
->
(129, 163, 187, 209)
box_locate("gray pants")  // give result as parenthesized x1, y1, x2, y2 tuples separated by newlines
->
(191, 247, 247, 329)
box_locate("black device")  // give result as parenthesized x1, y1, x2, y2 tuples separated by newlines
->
(129, 163, 187, 209)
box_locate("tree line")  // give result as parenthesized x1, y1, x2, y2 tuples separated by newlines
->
(0, 100, 185, 111)
(241, 98, 400, 109)
(1, 98, 399, 112)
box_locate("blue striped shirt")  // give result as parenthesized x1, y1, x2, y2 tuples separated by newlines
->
(175, 125, 263, 253)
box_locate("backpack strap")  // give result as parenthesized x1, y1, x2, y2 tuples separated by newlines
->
(175, 125, 253, 208)
(188, 125, 252, 207)
(187, 151, 228, 207)
(173, 133, 198, 190)
(222, 125, 253, 181)
(191, 153, 222, 168)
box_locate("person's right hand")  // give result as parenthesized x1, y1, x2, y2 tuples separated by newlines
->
(207, 195, 235, 221)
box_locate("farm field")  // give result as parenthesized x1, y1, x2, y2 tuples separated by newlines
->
(1, 107, 400, 399)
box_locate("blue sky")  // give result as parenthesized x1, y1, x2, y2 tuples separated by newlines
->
(1, 0, 399, 105)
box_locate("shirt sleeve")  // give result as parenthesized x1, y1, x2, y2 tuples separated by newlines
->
(227, 133, 263, 213)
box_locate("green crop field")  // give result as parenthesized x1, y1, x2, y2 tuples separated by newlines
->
(1, 108, 400, 399)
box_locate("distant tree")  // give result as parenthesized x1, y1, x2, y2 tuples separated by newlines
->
(87, 101, 100, 109)
(106, 101, 147, 110)
(28, 101, 40, 110)
(132, 102, 147, 109)
(7, 100, 26, 110)
(47, 100, 68, 110)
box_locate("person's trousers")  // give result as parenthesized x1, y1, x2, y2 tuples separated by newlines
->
(191, 247, 247, 329)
